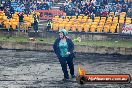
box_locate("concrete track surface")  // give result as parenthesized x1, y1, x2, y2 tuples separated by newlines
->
(0, 50, 131, 88)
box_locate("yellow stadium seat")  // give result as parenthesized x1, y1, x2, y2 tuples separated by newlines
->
(110, 26, 116, 33)
(92, 22, 98, 25)
(94, 17, 100, 20)
(55, 16, 59, 18)
(97, 26, 103, 33)
(87, 19, 93, 23)
(119, 20, 124, 24)
(52, 17, 58, 22)
(52, 23, 59, 31)
(103, 26, 109, 33)
(83, 16, 88, 19)
(99, 22, 105, 26)
(71, 24, 78, 32)
(100, 19, 106, 23)
(81, 18, 87, 23)
(76, 18, 82, 22)
(120, 12, 126, 17)
(125, 18, 131, 24)
(63, 19, 69, 22)
(84, 24, 90, 32)
(109, 12, 114, 17)
(78, 16, 83, 19)
(120, 17, 124, 20)
(72, 16, 76, 19)
(65, 16, 71, 19)
(65, 23, 71, 31)
(113, 19, 118, 23)
(101, 17, 106, 20)
(58, 18, 63, 23)
(77, 24, 84, 32)
(4, 21, 11, 29)
(90, 25, 96, 32)
(59, 23, 65, 29)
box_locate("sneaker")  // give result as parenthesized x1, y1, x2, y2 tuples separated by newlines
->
(71, 75, 76, 78)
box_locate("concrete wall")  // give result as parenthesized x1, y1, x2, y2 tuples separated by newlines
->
(0, 41, 131, 55)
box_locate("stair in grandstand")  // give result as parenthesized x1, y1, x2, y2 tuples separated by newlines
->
(51, 0, 65, 10)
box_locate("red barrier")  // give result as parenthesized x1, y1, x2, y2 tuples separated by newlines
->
(35, 10, 65, 20)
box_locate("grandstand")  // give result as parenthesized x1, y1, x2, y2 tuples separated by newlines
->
(0, 0, 131, 34)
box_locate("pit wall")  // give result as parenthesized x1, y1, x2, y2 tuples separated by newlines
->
(0, 41, 132, 55)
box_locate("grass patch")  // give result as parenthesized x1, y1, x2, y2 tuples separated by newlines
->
(75, 40, 132, 48)
(0, 35, 131, 48)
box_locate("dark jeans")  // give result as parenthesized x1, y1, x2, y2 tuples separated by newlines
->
(59, 56, 74, 79)
(33, 22, 38, 32)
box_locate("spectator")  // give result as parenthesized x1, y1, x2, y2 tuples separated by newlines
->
(46, 20, 52, 31)
(91, 0, 97, 5)
(43, 1, 49, 10)
(126, 8, 132, 18)
(115, 10, 120, 17)
(116, 3, 121, 11)
(66, 8, 75, 16)
(33, 13, 39, 32)
(18, 12, 24, 30)
(121, 4, 128, 12)
(103, 0, 108, 5)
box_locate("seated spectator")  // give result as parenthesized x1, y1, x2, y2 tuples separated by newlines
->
(84, 8, 90, 16)
(59, 4, 65, 11)
(115, 10, 120, 17)
(126, 8, 132, 18)
(91, 0, 97, 6)
(116, 3, 121, 11)
(103, 0, 108, 5)
(121, 4, 128, 12)
(43, 1, 49, 10)
(66, 8, 75, 16)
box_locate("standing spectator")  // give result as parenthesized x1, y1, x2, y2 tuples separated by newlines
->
(18, 12, 24, 30)
(53, 29, 75, 81)
(46, 20, 52, 31)
(33, 13, 39, 32)
(10, 6, 15, 17)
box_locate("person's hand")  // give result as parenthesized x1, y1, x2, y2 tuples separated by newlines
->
(66, 52, 70, 55)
